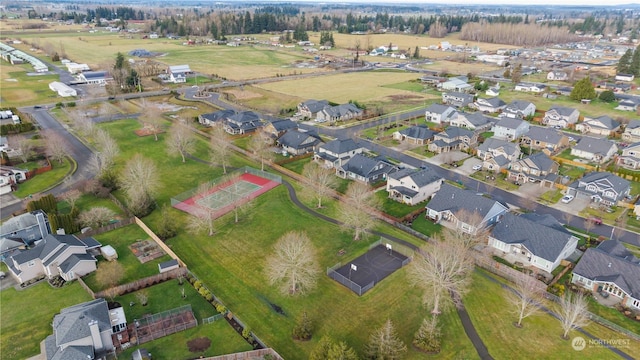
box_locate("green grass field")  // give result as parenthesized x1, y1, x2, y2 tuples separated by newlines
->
(0, 282, 93, 360)
(12, 157, 73, 198)
(0, 66, 61, 107)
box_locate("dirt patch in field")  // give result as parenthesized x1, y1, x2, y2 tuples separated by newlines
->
(387, 94, 423, 102)
(134, 126, 165, 137)
(224, 89, 263, 100)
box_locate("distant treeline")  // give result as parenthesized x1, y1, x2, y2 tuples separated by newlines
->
(460, 22, 580, 47)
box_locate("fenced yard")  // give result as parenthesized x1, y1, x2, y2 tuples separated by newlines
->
(130, 305, 198, 345)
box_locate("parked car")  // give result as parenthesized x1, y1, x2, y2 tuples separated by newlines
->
(561, 194, 575, 203)
(472, 164, 482, 171)
(588, 217, 603, 225)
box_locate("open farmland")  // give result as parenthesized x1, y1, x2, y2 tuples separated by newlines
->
(0, 65, 59, 107)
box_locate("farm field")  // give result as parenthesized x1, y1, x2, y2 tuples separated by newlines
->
(0, 66, 60, 107)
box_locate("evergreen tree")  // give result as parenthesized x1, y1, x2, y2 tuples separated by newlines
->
(631, 44, 640, 76)
(114, 52, 125, 70)
(617, 49, 633, 74)
(413, 46, 420, 59)
(210, 22, 218, 39)
(511, 63, 522, 84)
(570, 77, 596, 101)
(413, 317, 442, 353)
(598, 90, 616, 103)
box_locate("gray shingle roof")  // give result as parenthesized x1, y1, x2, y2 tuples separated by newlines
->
(425, 103, 454, 115)
(388, 167, 442, 187)
(588, 116, 620, 130)
(398, 125, 435, 140)
(517, 152, 556, 172)
(200, 109, 235, 123)
(548, 105, 578, 117)
(277, 130, 321, 150)
(627, 119, 640, 130)
(159, 259, 179, 270)
(58, 253, 96, 273)
(460, 112, 494, 127)
(340, 154, 395, 179)
(319, 138, 360, 155)
(427, 183, 504, 219)
(520, 212, 569, 234)
(573, 242, 640, 299)
(494, 118, 525, 130)
(506, 100, 534, 112)
(53, 298, 111, 347)
(269, 119, 297, 132)
(300, 99, 329, 114)
(572, 172, 630, 200)
(524, 127, 563, 144)
(440, 126, 473, 139)
(478, 138, 520, 157)
(0, 210, 46, 236)
(480, 97, 506, 107)
(573, 137, 616, 155)
(491, 213, 575, 262)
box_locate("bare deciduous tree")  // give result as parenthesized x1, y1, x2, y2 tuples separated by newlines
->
(119, 154, 160, 216)
(60, 189, 82, 213)
(94, 128, 119, 172)
(8, 135, 33, 163)
(187, 183, 217, 236)
(166, 122, 195, 163)
(583, 218, 595, 244)
(364, 319, 407, 360)
(506, 273, 544, 328)
(78, 207, 117, 228)
(409, 233, 474, 315)
(139, 101, 164, 141)
(413, 316, 441, 353)
(42, 129, 70, 164)
(339, 182, 378, 241)
(248, 129, 274, 171)
(558, 292, 590, 339)
(209, 125, 233, 174)
(302, 162, 336, 208)
(135, 290, 149, 306)
(265, 231, 319, 295)
(95, 261, 124, 289)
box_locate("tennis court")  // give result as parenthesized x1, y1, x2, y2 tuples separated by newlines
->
(195, 180, 261, 211)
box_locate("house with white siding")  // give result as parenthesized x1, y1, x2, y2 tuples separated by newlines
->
(386, 168, 444, 206)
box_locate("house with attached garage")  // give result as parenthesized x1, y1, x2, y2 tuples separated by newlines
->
(519, 127, 568, 152)
(442, 91, 475, 108)
(622, 119, 640, 143)
(473, 97, 506, 114)
(263, 119, 298, 138)
(575, 115, 620, 136)
(0, 210, 50, 257)
(439, 76, 473, 92)
(428, 127, 478, 154)
(449, 112, 494, 132)
(570, 137, 618, 163)
(0, 165, 28, 195)
(500, 100, 536, 119)
(168, 64, 191, 83)
(425, 183, 508, 234)
(392, 125, 435, 145)
(335, 154, 397, 184)
(222, 111, 263, 135)
(514, 82, 546, 93)
(276, 130, 322, 155)
(616, 142, 640, 170)
(297, 99, 329, 120)
(424, 104, 457, 124)
(491, 118, 530, 141)
(547, 71, 568, 81)
(4, 233, 100, 285)
(488, 213, 578, 273)
(316, 103, 362, 124)
(572, 240, 640, 310)
(542, 106, 580, 129)
(476, 137, 521, 173)
(386, 167, 444, 206)
(615, 98, 640, 112)
(314, 138, 363, 168)
(566, 171, 630, 206)
(198, 109, 235, 127)
(507, 152, 559, 186)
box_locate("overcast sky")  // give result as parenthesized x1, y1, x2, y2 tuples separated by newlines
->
(306, 0, 637, 5)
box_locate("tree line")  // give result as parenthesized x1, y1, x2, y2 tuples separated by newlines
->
(460, 22, 580, 47)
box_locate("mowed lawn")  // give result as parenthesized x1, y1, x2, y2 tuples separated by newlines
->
(0, 66, 60, 107)
(466, 270, 640, 359)
(255, 71, 426, 104)
(0, 282, 93, 360)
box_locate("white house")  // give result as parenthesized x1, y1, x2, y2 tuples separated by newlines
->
(542, 106, 580, 129)
(314, 138, 363, 168)
(566, 172, 630, 206)
(386, 168, 444, 206)
(501, 100, 536, 119)
(547, 71, 568, 81)
(473, 97, 506, 113)
(615, 73, 635, 82)
(425, 104, 457, 124)
(168, 65, 191, 83)
(49, 82, 77, 97)
(570, 137, 618, 163)
(491, 118, 530, 141)
(575, 115, 620, 136)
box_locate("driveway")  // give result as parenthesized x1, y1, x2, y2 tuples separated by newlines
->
(0, 274, 17, 291)
(513, 182, 547, 199)
(427, 151, 469, 166)
(554, 196, 590, 217)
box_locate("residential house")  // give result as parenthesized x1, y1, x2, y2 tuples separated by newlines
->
(425, 183, 508, 234)
(392, 125, 435, 145)
(617, 142, 640, 170)
(442, 92, 475, 108)
(547, 71, 569, 81)
(556, 86, 573, 97)
(223, 111, 262, 134)
(386, 168, 444, 205)
(335, 154, 396, 184)
(168, 65, 191, 83)
(4, 233, 100, 285)
(428, 127, 478, 154)
(514, 83, 546, 93)
(420, 75, 446, 86)
(263, 119, 297, 138)
(78, 71, 112, 85)
(476, 137, 521, 172)
(491, 118, 530, 141)
(572, 241, 640, 310)
(314, 138, 363, 168)
(297, 99, 329, 119)
(0, 136, 8, 152)
(575, 115, 620, 136)
(500, 100, 536, 119)
(0, 165, 28, 195)
(542, 106, 580, 129)
(449, 112, 494, 131)
(615, 99, 640, 112)
(508, 152, 559, 186)
(42, 298, 125, 359)
(622, 120, 640, 143)
(566, 171, 630, 206)
(197, 109, 235, 127)
(439, 76, 473, 92)
(486, 83, 501, 97)
(316, 103, 362, 124)
(0, 210, 50, 256)
(276, 130, 322, 155)
(424, 104, 457, 124)
(570, 137, 618, 163)
(520, 127, 568, 152)
(615, 73, 635, 82)
(473, 97, 506, 114)
(488, 213, 578, 273)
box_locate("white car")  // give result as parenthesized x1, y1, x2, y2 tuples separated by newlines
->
(472, 164, 482, 171)
(561, 194, 575, 203)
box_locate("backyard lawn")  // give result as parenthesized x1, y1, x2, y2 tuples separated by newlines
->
(0, 282, 93, 360)
(12, 157, 73, 199)
(375, 189, 424, 219)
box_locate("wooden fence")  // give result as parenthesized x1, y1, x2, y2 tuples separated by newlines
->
(471, 251, 548, 293)
(552, 156, 597, 171)
(76, 277, 96, 298)
(94, 267, 187, 299)
(135, 217, 187, 268)
(76, 217, 135, 239)
(200, 348, 283, 360)
(25, 161, 52, 179)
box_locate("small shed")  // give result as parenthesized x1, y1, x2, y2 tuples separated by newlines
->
(158, 259, 179, 273)
(101, 245, 118, 261)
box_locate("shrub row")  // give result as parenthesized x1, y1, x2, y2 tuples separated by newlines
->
(0, 122, 35, 135)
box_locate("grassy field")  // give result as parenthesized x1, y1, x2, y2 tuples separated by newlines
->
(12, 157, 73, 198)
(375, 189, 424, 218)
(0, 65, 60, 107)
(0, 282, 93, 360)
